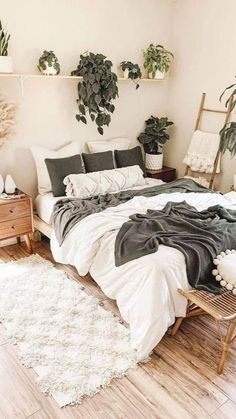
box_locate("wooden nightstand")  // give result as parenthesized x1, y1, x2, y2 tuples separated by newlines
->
(0, 192, 33, 253)
(147, 166, 176, 183)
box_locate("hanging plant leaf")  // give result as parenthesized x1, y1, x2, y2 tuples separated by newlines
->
(71, 51, 118, 135)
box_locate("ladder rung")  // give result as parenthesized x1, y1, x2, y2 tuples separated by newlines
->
(202, 108, 227, 114)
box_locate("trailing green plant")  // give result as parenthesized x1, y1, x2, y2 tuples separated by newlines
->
(220, 78, 236, 157)
(120, 61, 142, 89)
(0, 20, 10, 56)
(38, 50, 60, 74)
(71, 52, 118, 135)
(143, 44, 173, 77)
(138, 115, 174, 154)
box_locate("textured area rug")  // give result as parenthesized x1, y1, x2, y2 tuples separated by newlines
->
(0, 254, 137, 406)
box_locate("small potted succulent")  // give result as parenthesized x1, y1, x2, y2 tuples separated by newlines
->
(120, 61, 142, 89)
(138, 115, 174, 170)
(38, 50, 60, 75)
(143, 44, 173, 79)
(0, 20, 13, 73)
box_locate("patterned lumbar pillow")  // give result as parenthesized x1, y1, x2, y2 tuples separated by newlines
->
(212, 250, 236, 294)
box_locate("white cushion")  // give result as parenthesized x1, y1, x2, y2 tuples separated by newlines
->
(31, 142, 81, 195)
(212, 250, 236, 294)
(64, 165, 145, 199)
(87, 137, 131, 153)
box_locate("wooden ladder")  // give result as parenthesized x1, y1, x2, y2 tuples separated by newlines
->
(185, 92, 233, 189)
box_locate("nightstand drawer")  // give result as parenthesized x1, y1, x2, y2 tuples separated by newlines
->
(0, 216, 32, 240)
(0, 200, 31, 222)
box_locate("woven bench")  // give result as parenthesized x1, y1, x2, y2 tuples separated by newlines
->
(171, 288, 236, 374)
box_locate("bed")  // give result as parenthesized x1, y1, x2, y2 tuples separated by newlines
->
(34, 177, 236, 362)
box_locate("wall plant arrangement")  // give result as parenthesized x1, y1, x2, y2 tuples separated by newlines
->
(0, 19, 13, 73)
(138, 115, 174, 170)
(220, 79, 236, 157)
(120, 61, 142, 89)
(72, 52, 118, 135)
(143, 44, 173, 80)
(38, 50, 60, 75)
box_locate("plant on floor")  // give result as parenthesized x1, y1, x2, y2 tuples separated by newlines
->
(0, 20, 10, 56)
(220, 79, 236, 157)
(120, 61, 142, 89)
(38, 50, 60, 75)
(71, 52, 119, 135)
(138, 115, 174, 170)
(143, 44, 173, 79)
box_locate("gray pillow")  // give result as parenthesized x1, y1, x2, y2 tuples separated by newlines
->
(82, 151, 114, 173)
(114, 146, 146, 176)
(45, 154, 83, 196)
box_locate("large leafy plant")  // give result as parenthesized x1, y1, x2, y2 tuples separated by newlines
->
(220, 79, 236, 157)
(143, 44, 173, 77)
(72, 52, 118, 135)
(138, 115, 174, 154)
(120, 61, 142, 89)
(0, 20, 10, 56)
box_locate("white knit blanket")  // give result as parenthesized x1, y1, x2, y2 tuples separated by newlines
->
(64, 165, 145, 198)
(183, 130, 220, 173)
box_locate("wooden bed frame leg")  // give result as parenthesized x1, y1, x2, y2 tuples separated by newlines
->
(217, 320, 236, 374)
(171, 317, 184, 336)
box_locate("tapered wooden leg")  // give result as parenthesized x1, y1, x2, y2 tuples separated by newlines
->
(217, 321, 236, 374)
(16, 237, 21, 244)
(24, 234, 33, 254)
(171, 317, 184, 336)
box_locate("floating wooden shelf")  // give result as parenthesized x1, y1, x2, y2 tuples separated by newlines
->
(0, 73, 164, 82)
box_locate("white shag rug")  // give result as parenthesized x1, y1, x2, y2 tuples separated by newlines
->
(0, 254, 137, 407)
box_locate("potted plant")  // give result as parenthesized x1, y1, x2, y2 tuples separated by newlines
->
(138, 115, 174, 170)
(0, 20, 12, 73)
(220, 79, 236, 189)
(71, 52, 118, 135)
(38, 50, 60, 75)
(143, 44, 173, 79)
(120, 61, 142, 89)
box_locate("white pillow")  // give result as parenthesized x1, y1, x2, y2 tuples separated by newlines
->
(31, 142, 81, 195)
(64, 165, 145, 199)
(87, 137, 131, 153)
(212, 250, 236, 294)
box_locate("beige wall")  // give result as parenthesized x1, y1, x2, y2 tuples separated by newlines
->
(166, 0, 236, 192)
(0, 0, 173, 198)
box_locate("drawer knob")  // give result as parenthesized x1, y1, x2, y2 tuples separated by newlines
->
(9, 209, 13, 213)
(12, 225, 15, 229)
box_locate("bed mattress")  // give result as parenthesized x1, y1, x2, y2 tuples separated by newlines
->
(35, 177, 163, 224)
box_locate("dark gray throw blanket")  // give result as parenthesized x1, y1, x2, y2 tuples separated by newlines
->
(51, 178, 216, 245)
(115, 201, 236, 293)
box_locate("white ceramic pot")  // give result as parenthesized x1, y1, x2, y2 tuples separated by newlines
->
(148, 69, 165, 80)
(145, 153, 163, 171)
(0, 56, 13, 74)
(39, 61, 58, 76)
(123, 68, 129, 79)
(234, 174, 236, 191)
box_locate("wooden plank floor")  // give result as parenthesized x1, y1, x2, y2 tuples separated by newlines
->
(0, 239, 236, 419)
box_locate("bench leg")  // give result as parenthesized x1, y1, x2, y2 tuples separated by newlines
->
(171, 317, 185, 336)
(217, 320, 236, 374)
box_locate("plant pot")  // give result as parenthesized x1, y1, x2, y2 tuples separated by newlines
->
(148, 69, 165, 80)
(39, 61, 58, 76)
(0, 56, 13, 74)
(123, 69, 129, 79)
(145, 153, 163, 171)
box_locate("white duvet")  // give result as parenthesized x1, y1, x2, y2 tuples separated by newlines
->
(51, 189, 236, 361)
